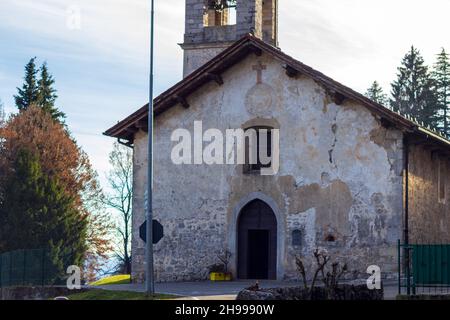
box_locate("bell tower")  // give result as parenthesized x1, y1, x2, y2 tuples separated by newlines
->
(181, 0, 278, 77)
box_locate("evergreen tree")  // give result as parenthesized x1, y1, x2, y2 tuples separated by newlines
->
(0, 149, 88, 274)
(14, 59, 65, 123)
(432, 48, 450, 137)
(0, 106, 110, 280)
(14, 58, 39, 111)
(365, 81, 388, 105)
(390, 46, 439, 128)
(37, 62, 65, 123)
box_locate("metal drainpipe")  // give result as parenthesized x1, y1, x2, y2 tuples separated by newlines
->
(403, 136, 410, 295)
(404, 137, 409, 245)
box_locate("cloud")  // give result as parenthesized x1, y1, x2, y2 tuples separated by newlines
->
(0, 0, 184, 94)
(3, 0, 450, 96)
(279, 0, 450, 92)
(2, 0, 450, 188)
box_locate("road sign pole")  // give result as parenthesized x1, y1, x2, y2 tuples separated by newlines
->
(145, 0, 155, 295)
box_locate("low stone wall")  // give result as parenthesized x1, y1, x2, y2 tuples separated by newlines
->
(397, 294, 450, 300)
(236, 284, 383, 300)
(0, 286, 87, 300)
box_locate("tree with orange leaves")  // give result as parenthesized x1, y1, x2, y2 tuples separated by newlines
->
(0, 106, 112, 281)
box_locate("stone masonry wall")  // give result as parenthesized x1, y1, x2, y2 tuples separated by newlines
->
(262, 0, 278, 45)
(236, 0, 263, 39)
(182, 43, 232, 77)
(408, 144, 450, 244)
(130, 130, 147, 283)
(184, 0, 268, 44)
(182, 0, 277, 77)
(131, 53, 404, 283)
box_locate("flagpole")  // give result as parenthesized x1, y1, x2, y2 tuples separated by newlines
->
(145, 0, 155, 295)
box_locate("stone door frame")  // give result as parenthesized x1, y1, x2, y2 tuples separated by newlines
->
(228, 192, 285, 280)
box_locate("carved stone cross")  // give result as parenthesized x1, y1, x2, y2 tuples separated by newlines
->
(252, 61, 266, 84)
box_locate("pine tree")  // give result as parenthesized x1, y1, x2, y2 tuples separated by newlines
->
(37, 62, 65, 123)
(14, 58, 39, 111)
(390, 46, 439, 128)
(14, 59, 65, 123)
(0, 149, 88, 275)
(365, 81, 388, 105)
(432, 48, 450, 137)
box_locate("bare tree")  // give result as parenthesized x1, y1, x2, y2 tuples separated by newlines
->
(310, 249, 330, 295)
(0, 100, 5, 150)
(0, 99, 5, 127)
(322, 261, 348, 290)
(295, 256, 308, 290)
(104, 142, 133, 274)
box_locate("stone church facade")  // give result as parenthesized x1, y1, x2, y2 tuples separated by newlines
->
(105, 0, 450, 283)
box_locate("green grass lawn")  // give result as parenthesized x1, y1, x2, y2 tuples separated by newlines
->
(90, 274, 131, 286)
(66, 289, 177, 300)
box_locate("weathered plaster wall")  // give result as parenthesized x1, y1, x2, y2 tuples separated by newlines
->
(408, 144, 450, 244)
(131, 53, 404, 283)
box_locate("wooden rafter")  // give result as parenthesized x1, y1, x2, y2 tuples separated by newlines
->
(175, 95, 190, 108)
(283, 64, 300, 78)
(206, 72, 224, 85)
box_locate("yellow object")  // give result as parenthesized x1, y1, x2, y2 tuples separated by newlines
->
(210, 272, 232, 281)
(90, 274, 131, 286)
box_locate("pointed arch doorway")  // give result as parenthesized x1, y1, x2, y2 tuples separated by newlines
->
(237, 199, 277, 280)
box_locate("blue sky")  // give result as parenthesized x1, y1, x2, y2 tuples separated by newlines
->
(1, 0, 450, 187)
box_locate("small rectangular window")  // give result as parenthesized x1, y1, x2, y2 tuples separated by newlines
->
(244, 127, 273, 174)
(438, 158, 447, 204)
(292, 230, 302, 246)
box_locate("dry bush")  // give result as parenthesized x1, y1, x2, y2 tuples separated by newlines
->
(295, 248, 348, 299)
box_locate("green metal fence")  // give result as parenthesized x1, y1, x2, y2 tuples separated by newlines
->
(398, 241, 450, 295)
(0, 249, 61, 287)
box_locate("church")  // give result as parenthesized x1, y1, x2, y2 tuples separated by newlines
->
(105, 0, 450, 282)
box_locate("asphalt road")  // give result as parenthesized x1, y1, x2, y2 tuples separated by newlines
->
(96, 280, 400, 300)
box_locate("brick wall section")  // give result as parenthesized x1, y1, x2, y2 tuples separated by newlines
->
(408, 144, 450, 244)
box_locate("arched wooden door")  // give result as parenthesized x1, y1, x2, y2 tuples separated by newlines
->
(237, 200, 277, 280)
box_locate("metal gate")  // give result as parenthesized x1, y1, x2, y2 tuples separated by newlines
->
(398, 241, 450, 295)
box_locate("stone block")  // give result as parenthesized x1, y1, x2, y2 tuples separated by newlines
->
(236, 284, 384, 300)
